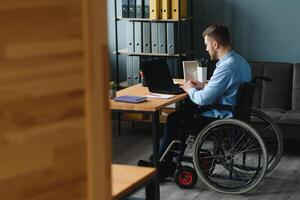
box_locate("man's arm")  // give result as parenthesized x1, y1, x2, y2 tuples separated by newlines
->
(190, 80, 205, 90)
(186, 67, 231, 106)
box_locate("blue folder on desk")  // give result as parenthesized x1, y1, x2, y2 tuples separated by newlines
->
(114, 95, 147, 103)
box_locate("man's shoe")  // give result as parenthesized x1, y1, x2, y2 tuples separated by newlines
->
(158, 161, 170, 181)
(138, 158, 177, 182)
(158, 161, 178, 181)
(138, 160, 171, 181)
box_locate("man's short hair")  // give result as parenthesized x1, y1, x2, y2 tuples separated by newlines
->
(202, 25, 231, 47)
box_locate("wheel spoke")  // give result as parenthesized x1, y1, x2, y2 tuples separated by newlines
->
(259, 125, 272, 135)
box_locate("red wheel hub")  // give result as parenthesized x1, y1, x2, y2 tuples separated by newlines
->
(178, 171, 193, 185)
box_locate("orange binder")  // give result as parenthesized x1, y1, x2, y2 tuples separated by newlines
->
(171, 0, 187, 20)
(162, 0, 171, 19)
(150, 0, 160, 19)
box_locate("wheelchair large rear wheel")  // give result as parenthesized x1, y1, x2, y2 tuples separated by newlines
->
(249, 109, 283, 173)
(193, 119, 268, 194)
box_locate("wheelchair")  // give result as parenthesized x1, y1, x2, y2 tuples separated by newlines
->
(160, 77, 283, 194)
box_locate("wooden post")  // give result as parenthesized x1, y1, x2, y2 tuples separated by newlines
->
(82, 0, 112, 200)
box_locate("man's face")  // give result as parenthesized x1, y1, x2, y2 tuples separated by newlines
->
(204, 36, 217, 60)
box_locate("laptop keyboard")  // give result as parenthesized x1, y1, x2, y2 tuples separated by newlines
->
(151, 85, 184, 94)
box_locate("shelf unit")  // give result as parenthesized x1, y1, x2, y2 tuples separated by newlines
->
(113, 0, 194, 88)
(115, 48, 193, 57)
(116, 17, 193, 22)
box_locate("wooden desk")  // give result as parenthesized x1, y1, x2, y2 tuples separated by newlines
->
(110, 81, 188, 200)
(112, 164, 156, 200)
(110, 82, 187, 112)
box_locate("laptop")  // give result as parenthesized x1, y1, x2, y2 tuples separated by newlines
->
(141, 59, 184, 94)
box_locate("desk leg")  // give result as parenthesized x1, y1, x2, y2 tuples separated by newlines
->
(146, 111, 160, 200)
(117, 113, 121, 136)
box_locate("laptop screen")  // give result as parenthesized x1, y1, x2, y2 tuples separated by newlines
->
(141, 59, 174, 88)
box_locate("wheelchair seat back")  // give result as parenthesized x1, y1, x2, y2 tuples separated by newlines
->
(234, 82, 256, 122)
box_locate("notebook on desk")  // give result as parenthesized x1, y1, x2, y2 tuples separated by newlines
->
(141, 59, 184, 95)
(114, 95, 147, 103)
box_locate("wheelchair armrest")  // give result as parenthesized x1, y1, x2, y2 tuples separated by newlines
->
(195, 104, 235, 115)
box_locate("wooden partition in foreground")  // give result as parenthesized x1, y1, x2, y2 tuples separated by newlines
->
(0, 0, 111, 199)
(82, 0, 112, 199)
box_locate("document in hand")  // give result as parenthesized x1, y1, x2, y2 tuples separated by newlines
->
(114, 95, 147, 103)
(183, 60, 198, 82)
(182, 60, 207, 82)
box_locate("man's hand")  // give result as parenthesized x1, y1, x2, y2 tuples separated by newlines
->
(189, 80, 205, 90)
(180, 80, 205, 93)
(180, 81, 196, 92)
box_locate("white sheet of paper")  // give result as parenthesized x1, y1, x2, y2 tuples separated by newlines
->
(146, 93, 175, 99)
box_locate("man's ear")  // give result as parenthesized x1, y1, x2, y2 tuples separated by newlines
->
(212, 40, 219, 49)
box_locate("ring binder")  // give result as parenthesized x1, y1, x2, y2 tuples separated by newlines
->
(150, 0, 159, 19)
(134, 22, 142, 53)
(158, 23, 166, 54)
(162, 0, 171, 19)
(144, 0, 150, 18)
(143, 22, 151, 53)
(129, 0, 136, 18)
(136, 0, 143, 18)
(171, 0, 187, 19)
(122, 0, 129, 18)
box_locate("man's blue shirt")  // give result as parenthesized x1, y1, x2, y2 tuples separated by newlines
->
(187, 50, 252, 118)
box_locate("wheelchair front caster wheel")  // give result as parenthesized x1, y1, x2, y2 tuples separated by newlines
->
(175, 166, 198, 189)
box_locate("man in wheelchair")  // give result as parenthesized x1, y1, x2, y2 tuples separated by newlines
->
(138, 25, 279, 193)
(139, 24, 251, 174)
